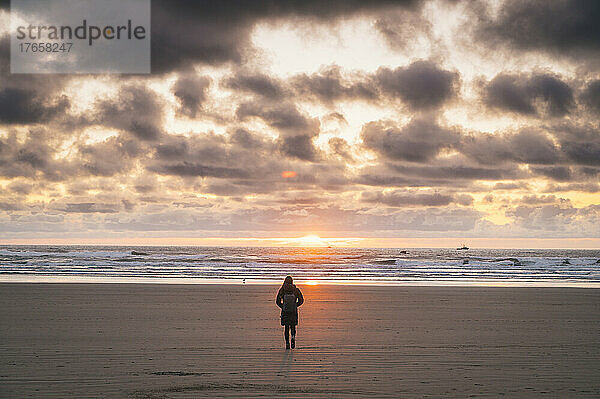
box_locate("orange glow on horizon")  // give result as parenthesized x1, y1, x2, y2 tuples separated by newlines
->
(1, 236, 598, 249)
(290, 234, 329, 247)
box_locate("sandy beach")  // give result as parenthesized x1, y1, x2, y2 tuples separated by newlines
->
(1, 283, 599, 398)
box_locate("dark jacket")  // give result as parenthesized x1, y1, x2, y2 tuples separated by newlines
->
(276, 283, 304, 326)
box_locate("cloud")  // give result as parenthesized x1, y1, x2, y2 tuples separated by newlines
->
(77, 134, 142, 177)
(149, 162, 251, 178)
(388, 163, 524, 181)
(172, 74, 211, 117)
(148, 132, 235, 173)
(482, 72, 573, 117)
(560, 141, 600, 167)
(581, 80, 600, 113)
(236, 101, 321, 161)
(375, 61, 459, 110)
(328, 137, 354, 161)
(505, 203, 582, 231)
(460, 128, 560, 165)
(0, 129, 74, 180)
(277, 134, 321, 162)
(545, 182, 600, 193)
(291, 66, 378, 103)
(93, 84, 165, 141)
(237, 101, 318, 135)
(530, 166, 572, 182)
(361, 190, 473, 207)
(480, 0, 600, 55)
(518, 195, 567, 205)
(551, 123, 600, 166)
(151, 0, 418, 73)
(61, 203, 120, 214)
(361, 118, 459, 162)
(1, 1, 599, 241)
(7, 181, 34, 195)
(374, 6, 431, 51)
(225, 72, 285, 99)
(494, 182, 530, 190)
(143, 129, 343, 191)
(0, 88, 70, 124)
(355, 160, 525, 189)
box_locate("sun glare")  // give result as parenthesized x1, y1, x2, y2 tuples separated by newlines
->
(294, 234, 329, 247)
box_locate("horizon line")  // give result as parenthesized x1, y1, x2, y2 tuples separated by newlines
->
(1, 236, 599, 249)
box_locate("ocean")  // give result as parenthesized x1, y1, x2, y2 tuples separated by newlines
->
(1, 245, 599, 286)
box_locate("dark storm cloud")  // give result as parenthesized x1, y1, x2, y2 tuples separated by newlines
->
(361, 119, 460, 162)
(7, 181, 33, 195)
(291, 66, 378, 103)
(230, 128, 268, 149)
(560, 141, 600, 167)
(172, 74, 211, 118)
(236, 101, 319, 135)
(581, 80, 600, 113)
(578, 167, 600, 177)
(0, 88, 70, 124)
(530, 166, 572, 182)
(147, 130, 274, 181)
(482, 73, 574, 117)
(236, 101, 321, 161)
(277, 134, 320, 162)
(225, 72, 285, 99)
(151, 132, 230, 166)
(361, 190, 473, 207)
(151, 0, 417, 73)
(374, 6, 431, 51)
(545, 183, 600, 193)
(355, 173, 411, 187)
(93, 85, 164, 141)
(460, 129, 560, 165)
(62, 203, 120, 214)
(389, 163, 524, 181)
(551, 123, 600, 166)
(375, 61, 459, 110)
(0, 129, 74, 180)
(0, 37, 9, 77)
(142, 129, 353, 195)
(355, 160, 526, 189)
(0, 201, 24, 211)
(480, 0, 600, 54)
(78, 134, 142, 177)
(150, 162, 250, 179)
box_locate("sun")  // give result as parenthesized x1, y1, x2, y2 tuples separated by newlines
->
(294, 234, 328, 247)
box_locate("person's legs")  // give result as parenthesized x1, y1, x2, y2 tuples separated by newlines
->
(284, 324, 290, 349)
(290, 325, 296, 348)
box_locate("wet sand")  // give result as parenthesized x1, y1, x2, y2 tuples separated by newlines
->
(1, 283, 599, 398)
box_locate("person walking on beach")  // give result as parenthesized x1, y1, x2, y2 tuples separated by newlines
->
(276, 276, 304, 349)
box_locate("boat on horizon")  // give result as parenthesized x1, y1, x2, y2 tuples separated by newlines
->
(456, 244, 469, 250)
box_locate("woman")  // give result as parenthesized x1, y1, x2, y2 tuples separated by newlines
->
(275, 276, 304, 349)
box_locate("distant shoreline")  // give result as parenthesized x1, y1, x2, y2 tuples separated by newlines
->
(1, 275, 599, 288)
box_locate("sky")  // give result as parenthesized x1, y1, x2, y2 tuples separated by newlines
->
(0, 0, 599, 248)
